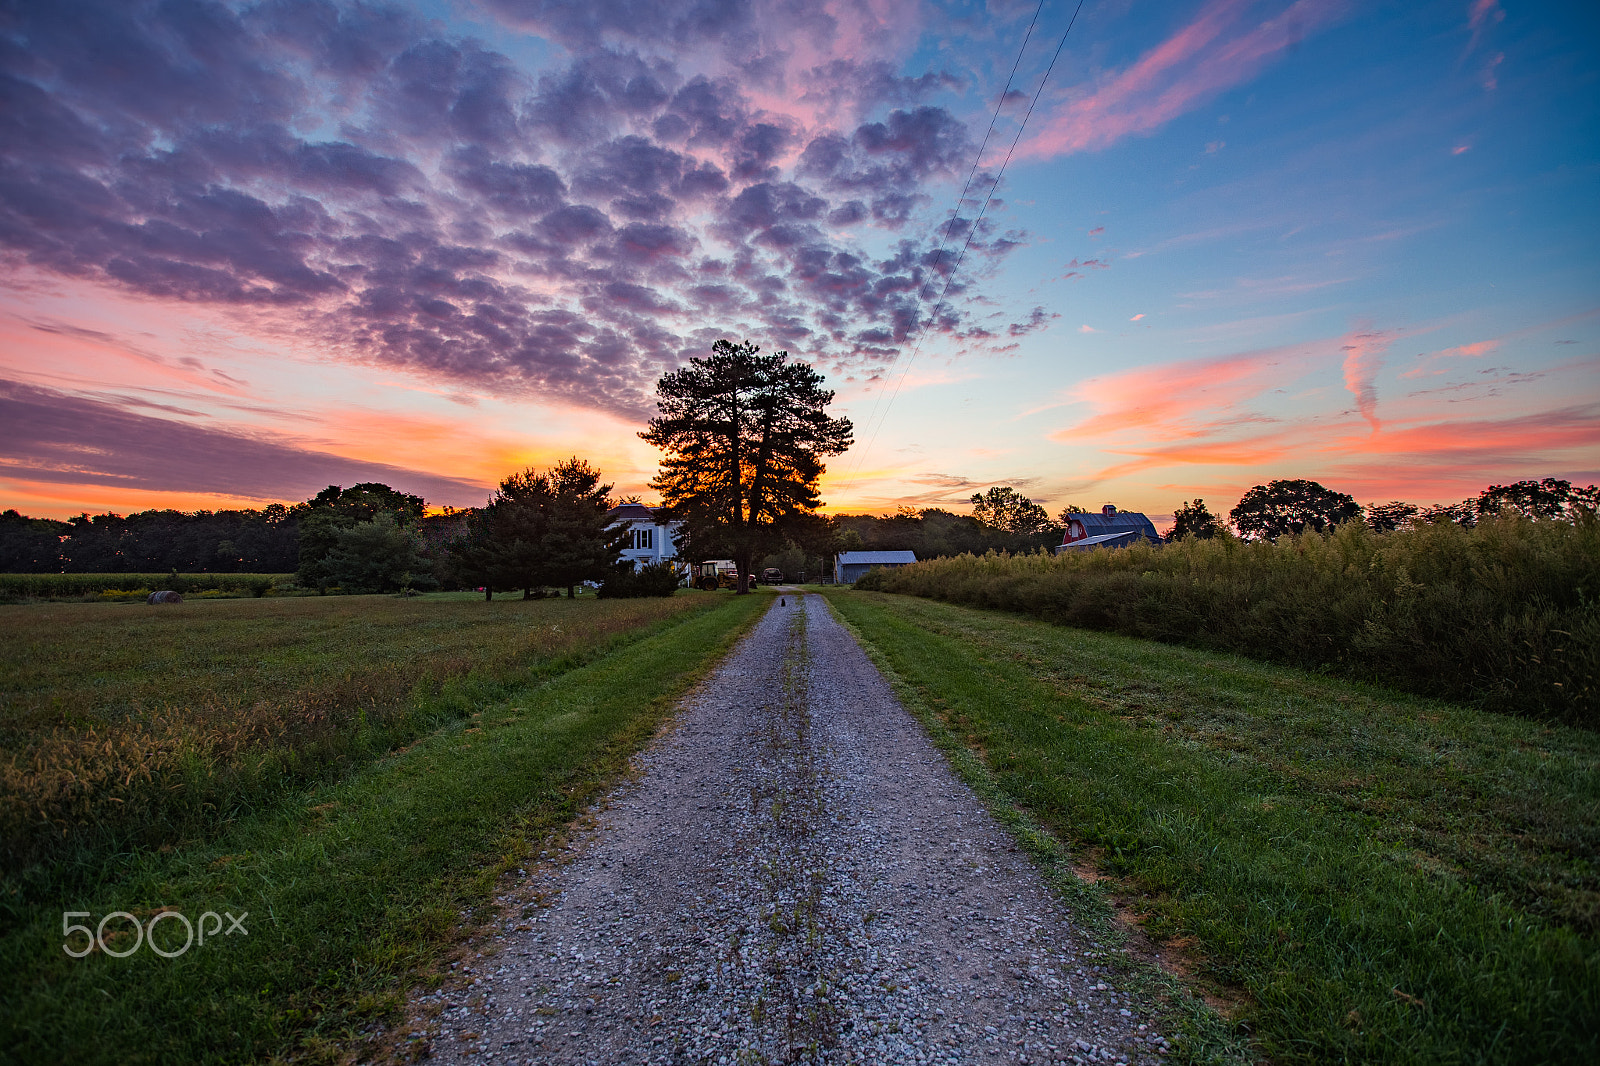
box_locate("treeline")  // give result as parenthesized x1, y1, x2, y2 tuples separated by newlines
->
(834, 507, 1059, 555)
(856, 513, 1600, 725)
(0, 506, 300, 573)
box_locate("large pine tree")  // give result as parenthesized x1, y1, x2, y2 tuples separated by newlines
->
(641, 340, 852, 593)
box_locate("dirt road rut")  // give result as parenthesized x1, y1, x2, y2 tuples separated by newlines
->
(417, 593, 1168, 1065)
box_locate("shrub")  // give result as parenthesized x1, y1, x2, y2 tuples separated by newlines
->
(597, 560, 683, 598)
(865, 513, 1600, 725)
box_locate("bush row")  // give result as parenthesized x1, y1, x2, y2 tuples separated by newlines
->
(597, 561, 684, 598)
(0, 573, 292, 601)
(855, 513, 1600, 725)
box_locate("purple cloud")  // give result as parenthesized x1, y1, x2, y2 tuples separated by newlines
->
(0, 379, 486, 504)
(0, 0, 1048, 418)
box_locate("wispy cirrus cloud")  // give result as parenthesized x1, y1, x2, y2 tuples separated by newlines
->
(1018, 0, 1351, 161)
(1046, 332, 1597, 503)
(1401, 338, 1499, 379)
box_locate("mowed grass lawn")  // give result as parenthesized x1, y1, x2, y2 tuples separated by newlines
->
(823, 588, 1598, 1066)
(0, 590, 770, 1065)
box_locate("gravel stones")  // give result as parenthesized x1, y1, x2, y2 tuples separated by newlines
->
(418, 594, 1167, 1065)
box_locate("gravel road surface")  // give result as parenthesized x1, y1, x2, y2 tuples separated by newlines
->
(415, 593, 1168, 1065)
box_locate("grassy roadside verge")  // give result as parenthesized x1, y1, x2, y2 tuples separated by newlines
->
(0, 591, 770, 1065)
(822, 588, 1599, 1066)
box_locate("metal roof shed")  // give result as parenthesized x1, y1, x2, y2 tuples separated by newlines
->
(835, 550, 917, 585)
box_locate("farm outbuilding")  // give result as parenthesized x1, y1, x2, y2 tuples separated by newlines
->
(835, 550, 917, 584)
(1055, 505, 1162, 553)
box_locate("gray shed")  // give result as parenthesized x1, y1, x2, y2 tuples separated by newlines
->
(835, 550, 917, 584)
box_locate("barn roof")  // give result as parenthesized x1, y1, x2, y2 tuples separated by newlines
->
(1066, 510, 1161, 542)
(1056, 531, 1145, 552)
(837, 550, 918, 565)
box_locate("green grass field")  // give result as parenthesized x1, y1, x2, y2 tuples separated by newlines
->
(823, 588, 1599, 1066)
(0, 590, 769, 1064)
(3, 592, 716, 889)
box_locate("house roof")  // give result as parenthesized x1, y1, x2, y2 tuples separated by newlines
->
(838, 550, 918, 565)
(606, 503, 660, 523)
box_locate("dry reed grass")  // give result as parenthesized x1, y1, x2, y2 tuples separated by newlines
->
(857, 512, 1600, 724)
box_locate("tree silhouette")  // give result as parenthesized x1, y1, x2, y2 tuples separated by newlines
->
(297, 483, 425, 590)
(1169, 499, 1224, 540)
(641, 340, 852, 593)
(1229, 479, 1361, 540)
(969, 487, 1056, 538)
(457, 460, 624, 599)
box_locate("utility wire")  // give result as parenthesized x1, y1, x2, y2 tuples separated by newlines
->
(840, 0, 1047, 486)
(840, 0, 1087, 499)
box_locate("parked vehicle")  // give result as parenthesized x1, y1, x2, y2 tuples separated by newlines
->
(762, 567, 784, 584)
(690, 559, 748, 590)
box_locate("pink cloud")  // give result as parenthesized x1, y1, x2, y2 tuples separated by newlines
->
(1466, 0, 1505, 55)
(1056, 342, 1307, 442)
(1468, 0, 1503, 34)
(1481, 51, 1503, 92)
(1018, 0, 1350, 161)
(1130, 313, 1145, 321)
(1339, 327, 1395, 432)
(1401, 339, 1499, 379)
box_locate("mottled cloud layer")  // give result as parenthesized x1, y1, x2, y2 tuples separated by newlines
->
(0, 0, 1042, 419)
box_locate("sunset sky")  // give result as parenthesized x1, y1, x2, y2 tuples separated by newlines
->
(2, 0, 1596, 523)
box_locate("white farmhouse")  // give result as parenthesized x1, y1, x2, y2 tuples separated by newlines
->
(606, 503, 682, 571)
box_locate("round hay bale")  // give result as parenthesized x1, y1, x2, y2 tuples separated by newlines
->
(147, 590, 184, 604)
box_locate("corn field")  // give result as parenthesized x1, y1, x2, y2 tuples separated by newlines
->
(0, 573, 291, 601)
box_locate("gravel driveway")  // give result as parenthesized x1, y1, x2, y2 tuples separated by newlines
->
(415, 593, 1168, 1065)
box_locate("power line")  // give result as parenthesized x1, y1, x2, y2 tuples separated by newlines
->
(840, 0, 1087, 501)
(840, 0, 1048, 484)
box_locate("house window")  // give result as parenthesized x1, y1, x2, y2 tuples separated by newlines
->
(630, 527, 653, 550)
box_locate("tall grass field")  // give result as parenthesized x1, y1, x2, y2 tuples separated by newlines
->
(0, 590, 770, 1064)
(824, 589, 1598, 1065)
(855, 513, 1599, 724)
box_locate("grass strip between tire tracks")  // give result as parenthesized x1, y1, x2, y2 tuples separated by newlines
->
(820, 588, 1598, 1066)
(0, 591, 771, 1065)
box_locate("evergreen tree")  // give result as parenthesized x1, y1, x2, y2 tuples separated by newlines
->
(456, 460, 624, 599)
(641, 339, 852, 593)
